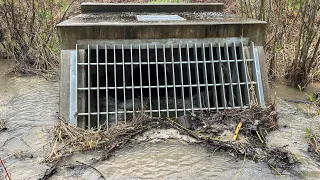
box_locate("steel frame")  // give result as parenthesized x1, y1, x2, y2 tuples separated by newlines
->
(69, 40, 264, 129)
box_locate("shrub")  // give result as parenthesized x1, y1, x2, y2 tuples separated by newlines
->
(238, 0, 320, 89)
(0, 0, 75, 75)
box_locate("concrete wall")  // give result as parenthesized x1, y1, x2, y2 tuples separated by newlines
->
(59, 50, 71, 122)
(58, 16, 270, 126)
(58, 24, 266, 50)
(256, 46, 271, 105)
(81, 3, 224, 13)
(60, 50, 87, 128)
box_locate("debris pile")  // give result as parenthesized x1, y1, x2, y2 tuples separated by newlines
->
(49, 104, 297, 172)
(49, 113, 167, 162)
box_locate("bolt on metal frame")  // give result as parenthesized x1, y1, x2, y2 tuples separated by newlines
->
(69, 40, 264, 129)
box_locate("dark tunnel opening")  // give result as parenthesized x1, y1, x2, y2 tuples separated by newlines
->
(81, 44, 250, 127)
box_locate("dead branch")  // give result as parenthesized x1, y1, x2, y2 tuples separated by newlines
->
(47, 105, 297, 171)
(0, 158, 11, 180)
(75, 161, 106, 180)
(38, 166, 57, 180)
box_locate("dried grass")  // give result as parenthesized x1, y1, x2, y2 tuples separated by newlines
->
(48, 113, 164, 161)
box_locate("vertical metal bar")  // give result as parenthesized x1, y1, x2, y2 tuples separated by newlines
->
(105, 44, 109, 131)
(69, 49, 77, 125)
(122, 44, 126, 122)
(171, 44, 178, 117)
(130, 44, 135, 119)
(251, 42, 265, 106)
(255, 48, 265, 106)
(155, 44, 161, 117)
(147, 44, 152, 116)
(113, 45, 118, 124)
(217, 43, 227, 109)
(240, 42, 251, 107)
(96, 45, 100, 128)
(87, 45, 91, 129)
(194, 44, 202, 110)
(75, 45, 78, 126)
(186, 44, 194, 113)
(209, 43, 219, 111)
(178, 44, 186, 115)
(232, 43, 243, 108)
(77, 50, 87, 129)
(201, 44, 210, 110)
(139, 45, 144, 111)
(163, 44, 169, 117)
(224, 43, 235, 107)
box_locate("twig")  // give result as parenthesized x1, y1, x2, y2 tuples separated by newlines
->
(167, 117, 222, 142)
(256, 130, 264, 144)
(270, 165, 286, 180)
(0, 158, 11, 180)
(75, 161, 106, 180)
(39, 166, 57, 180)
(59, 0, 76, 23)
(233, 149, 247, 180)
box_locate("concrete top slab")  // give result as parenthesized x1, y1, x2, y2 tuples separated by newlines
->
(57, 3, 267, 49)
(81, 3, 225, 13)
(57, 12, 266, 27)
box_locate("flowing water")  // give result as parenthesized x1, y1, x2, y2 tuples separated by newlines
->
(0, 59, 319, 179)
(53, 141, 300, 180)
(0, 60, 59, 179)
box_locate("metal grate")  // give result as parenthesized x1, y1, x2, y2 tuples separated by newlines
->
(69, 40, 264, 129)
(136, 15, 186, 21)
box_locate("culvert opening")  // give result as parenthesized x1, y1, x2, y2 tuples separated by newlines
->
(75, 41, 262, 129)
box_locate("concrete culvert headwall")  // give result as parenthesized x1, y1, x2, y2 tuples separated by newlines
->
(57, 3, 269, 129)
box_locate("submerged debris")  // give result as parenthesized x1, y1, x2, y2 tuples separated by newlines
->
(49, 105, 297, 172)
(313, 92, 320, 107)
(0, 119, 6, 132)
(307, 134, 320, 162)
(12, 150, 34, 159)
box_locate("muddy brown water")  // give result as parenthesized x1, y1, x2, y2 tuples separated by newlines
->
(0, 59, 319, 179)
